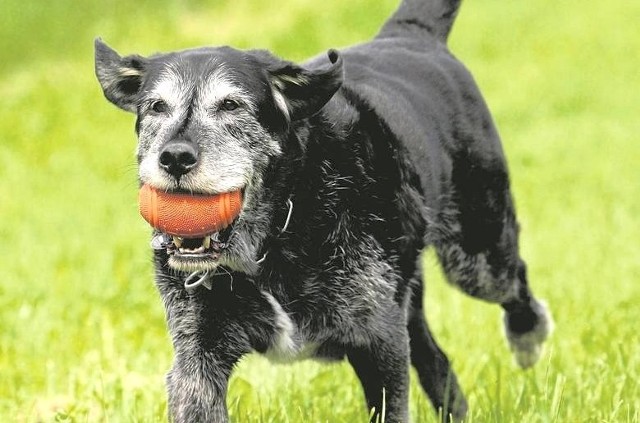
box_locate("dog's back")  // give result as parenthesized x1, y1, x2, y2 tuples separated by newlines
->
(307, 0, 505, 215)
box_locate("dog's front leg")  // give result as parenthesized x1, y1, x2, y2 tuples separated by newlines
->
(159, 281, 260, 423)
(165, 308, 250, 423)
(347, 328, 411, 423)
(159, 272, 281, 423)
(166, 347, 240, 423)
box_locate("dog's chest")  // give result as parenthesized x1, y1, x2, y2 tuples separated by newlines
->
(258, 275, 397, 363)
(261, 291, 319, 362)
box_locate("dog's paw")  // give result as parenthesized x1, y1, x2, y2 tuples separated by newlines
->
(503, 299, 553, 369)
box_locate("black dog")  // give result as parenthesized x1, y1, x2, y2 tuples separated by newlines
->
(95, 0, 552, 421)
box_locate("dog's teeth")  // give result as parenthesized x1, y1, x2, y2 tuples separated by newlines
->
(173, 236, 183, 248)
(203, 236, 211, 249)
(179, 246, 205, 254)
(211, 232, 221, 242)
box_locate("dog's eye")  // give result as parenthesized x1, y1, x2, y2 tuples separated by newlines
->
(150, 100, 169, 114)
(220, 99, 239, 111)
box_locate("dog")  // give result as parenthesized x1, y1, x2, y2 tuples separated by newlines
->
(95, 0, 552, 421)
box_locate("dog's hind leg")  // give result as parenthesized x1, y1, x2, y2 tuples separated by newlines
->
(436, 153, 553, 368)
(408, 279, 468, 422)
(501, 260, 553, 368)
(439, 241, 552, 368)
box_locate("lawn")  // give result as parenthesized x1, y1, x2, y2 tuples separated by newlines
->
(1, 0, 638, 422)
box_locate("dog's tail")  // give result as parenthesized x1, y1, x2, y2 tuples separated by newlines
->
(378, 0, 462, 43)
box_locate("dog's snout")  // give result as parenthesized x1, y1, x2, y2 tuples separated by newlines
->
(159, 140, 199, 178)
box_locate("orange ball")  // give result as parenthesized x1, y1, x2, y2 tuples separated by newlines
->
(138, 184, 243, 237)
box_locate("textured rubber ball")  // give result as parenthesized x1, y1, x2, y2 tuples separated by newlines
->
(138, 184, 242, 237)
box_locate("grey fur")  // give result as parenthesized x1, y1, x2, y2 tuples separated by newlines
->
(504, 300, 554, 369)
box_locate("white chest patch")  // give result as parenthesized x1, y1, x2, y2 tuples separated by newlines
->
(261, 292, 316, 363)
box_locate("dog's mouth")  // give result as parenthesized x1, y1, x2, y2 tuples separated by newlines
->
(151, 221, 237, 271)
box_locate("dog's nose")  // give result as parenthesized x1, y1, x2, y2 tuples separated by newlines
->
(159, 140, 199, 178)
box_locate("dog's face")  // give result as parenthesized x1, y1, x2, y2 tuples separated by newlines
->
(95, 40, 342, 273)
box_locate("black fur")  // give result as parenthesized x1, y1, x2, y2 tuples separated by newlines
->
(95, 1, 552, 422)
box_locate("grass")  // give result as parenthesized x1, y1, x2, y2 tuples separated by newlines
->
(1, 0, 639, 421)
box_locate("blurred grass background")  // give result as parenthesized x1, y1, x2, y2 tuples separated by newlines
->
(1, 0, 638, 421)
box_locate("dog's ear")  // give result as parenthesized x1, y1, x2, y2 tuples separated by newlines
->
(269, 50, 343, 121)
(94, 38, 148, 113)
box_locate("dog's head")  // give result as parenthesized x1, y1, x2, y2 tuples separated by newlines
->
(95, 39, 343, 273)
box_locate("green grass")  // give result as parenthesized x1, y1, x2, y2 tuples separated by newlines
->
(1, 0, 639, 421)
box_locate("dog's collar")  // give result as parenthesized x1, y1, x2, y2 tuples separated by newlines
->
(256, 197, 293, 265)
(184, 198, 294, 293)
